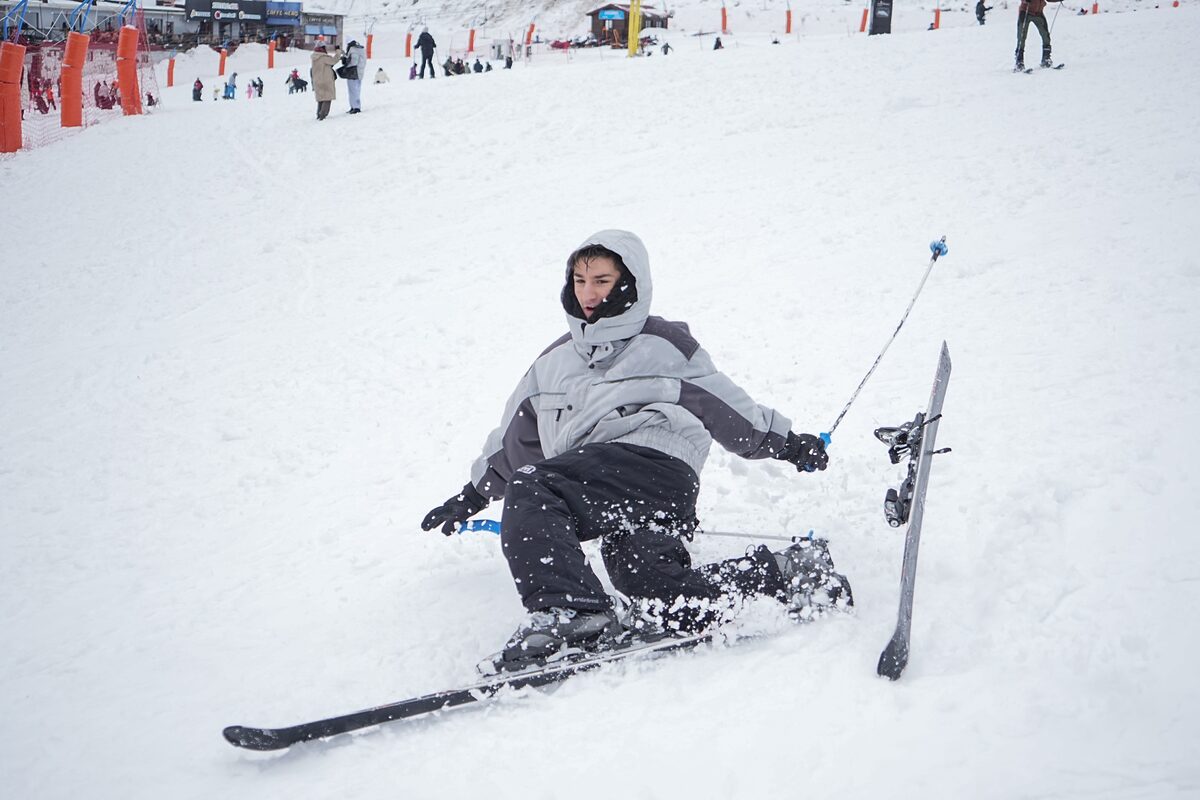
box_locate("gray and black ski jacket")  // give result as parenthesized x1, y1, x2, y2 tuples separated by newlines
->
(469, 229, 792, 499)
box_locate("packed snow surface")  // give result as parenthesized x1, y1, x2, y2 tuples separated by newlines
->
(2, 6, 1199, 799)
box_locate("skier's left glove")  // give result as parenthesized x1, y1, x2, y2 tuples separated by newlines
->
(421, 482, 489, 536)
(776, 432, 829, 473)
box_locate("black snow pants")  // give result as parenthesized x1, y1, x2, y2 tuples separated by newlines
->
(419, 53, 436, 78)
(500, 442, 787, 631)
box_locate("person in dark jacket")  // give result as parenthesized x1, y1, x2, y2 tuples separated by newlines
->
(472, 58, 484, 73)
(713, 36, 724, 50)
(1015, 0, 1063, 69)
(422, 231, 851, 673)
(976, 0, 993, 24)
(416, 27, 437, 79)
(192, 78, 203, 101)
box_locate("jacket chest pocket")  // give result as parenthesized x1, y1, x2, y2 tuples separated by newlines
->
(538, 393, 570, 421)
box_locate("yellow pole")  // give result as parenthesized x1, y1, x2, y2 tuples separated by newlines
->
(627, 0, 643, 57)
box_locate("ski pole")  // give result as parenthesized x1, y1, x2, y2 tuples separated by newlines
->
(456, 519, 801, 544)
(820, 237, 948, 446)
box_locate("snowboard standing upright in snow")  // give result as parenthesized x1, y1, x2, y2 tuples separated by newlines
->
(421, 230, 852, 673)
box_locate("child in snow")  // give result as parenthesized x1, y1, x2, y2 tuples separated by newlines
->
(422, 231, 851, 672)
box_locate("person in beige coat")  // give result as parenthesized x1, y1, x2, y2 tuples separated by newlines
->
(310, 44, 343, 121)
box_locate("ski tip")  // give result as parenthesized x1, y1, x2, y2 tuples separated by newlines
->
(223, 725, 290, 751)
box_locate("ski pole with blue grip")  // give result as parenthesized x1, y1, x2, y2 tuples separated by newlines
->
(809, 237, 948, 466)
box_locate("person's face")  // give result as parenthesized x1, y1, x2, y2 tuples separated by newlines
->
(573, 255, 622, 320)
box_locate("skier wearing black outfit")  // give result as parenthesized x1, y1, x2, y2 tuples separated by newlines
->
(976, 0, 993, 25)
(422, 230, 851, 671)
(1015, 0, 1063, 69)
(415, 27, 437, 79)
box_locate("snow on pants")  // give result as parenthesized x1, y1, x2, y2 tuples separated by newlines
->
(347, 78, 362, 110)
(499, 442, 786, 629)
(1015, 11, 1051, 64)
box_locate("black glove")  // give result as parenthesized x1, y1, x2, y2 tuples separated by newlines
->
(776, 432, 829, 473)
(421, 482, 488, 536)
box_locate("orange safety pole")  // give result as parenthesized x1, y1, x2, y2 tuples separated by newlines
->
(1091, 2, 1098, 11)
(860, 8, 869, 32)
(786, 9, 792, 34)
(167, 56, 175, 87)
(366, 33, 373, 58)
(721, 6, 728, 34)
(268, 39, 275, 68)
(405, 31, 412, 58)
(116, 25, 142, 116)
(60, 31, 89, 128)
(933, 8, 941, 29)
(219, 48, 227, 76)
(0, 41, 27, 153)
(468, 28, 476, 53)
(526, 23, 535, 45)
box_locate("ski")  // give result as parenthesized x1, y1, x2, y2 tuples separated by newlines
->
(223, 631, 713, 750)
(874, 341, 952, 681)
(1013, 67, 1034, 74)
(1043, 63, 1066, 70)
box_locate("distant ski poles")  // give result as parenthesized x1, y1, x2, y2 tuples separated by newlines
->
(820, 237, 948, 446)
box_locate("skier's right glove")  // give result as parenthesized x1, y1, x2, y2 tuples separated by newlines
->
(421, 482, 489, 536)
(776, 432, 829, 473)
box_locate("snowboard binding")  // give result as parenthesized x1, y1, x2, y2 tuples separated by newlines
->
(875, 412, 950, 528)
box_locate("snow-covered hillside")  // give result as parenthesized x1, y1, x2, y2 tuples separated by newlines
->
(3, 6, 1199, 799)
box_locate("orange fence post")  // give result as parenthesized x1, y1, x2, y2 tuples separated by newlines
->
(721, 6, 729, 34)
(0, 41, 27, 153)
(933, 8, 941, 28)
(268, 39, 275, 68)
(860, 8, 869, 32)
(526, 23, 535, 45)
(468, 28, 476, 53)
(116, 25, 142, 116)
(167, 56, 175, 87)
(786, 9, 792, 34)
(366, 33, 373, 58)
(405, 31, 412, 58)
(219, 48, 228, 76)
(1092, 2, 1098, 11)
(60, 31, 89, 129)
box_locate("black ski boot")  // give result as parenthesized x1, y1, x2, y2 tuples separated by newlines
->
(482, 607, 624, 673)
(773, 536, 854, 620)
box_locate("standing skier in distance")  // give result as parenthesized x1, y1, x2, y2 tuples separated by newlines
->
(1015, 0, 1063, 70)
(976, 0, 993, 25)
(415, 27, 437, 79)
(422, 230, 852, 671)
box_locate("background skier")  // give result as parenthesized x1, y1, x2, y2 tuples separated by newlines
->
(421, 230, 851, 671)
(1015, 0, 1063, 69)
(416, 27, 437, 79)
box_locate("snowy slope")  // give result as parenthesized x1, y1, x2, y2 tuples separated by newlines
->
(3, 6, 1200, 800)
(321, 0, 1161, 50)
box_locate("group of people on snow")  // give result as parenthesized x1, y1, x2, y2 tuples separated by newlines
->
(308, 39, 366, 120)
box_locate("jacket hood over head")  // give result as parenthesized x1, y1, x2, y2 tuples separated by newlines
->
(561, 229, 653, 348)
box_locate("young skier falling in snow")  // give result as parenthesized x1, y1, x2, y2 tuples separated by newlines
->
(422, 230, 852, 672)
